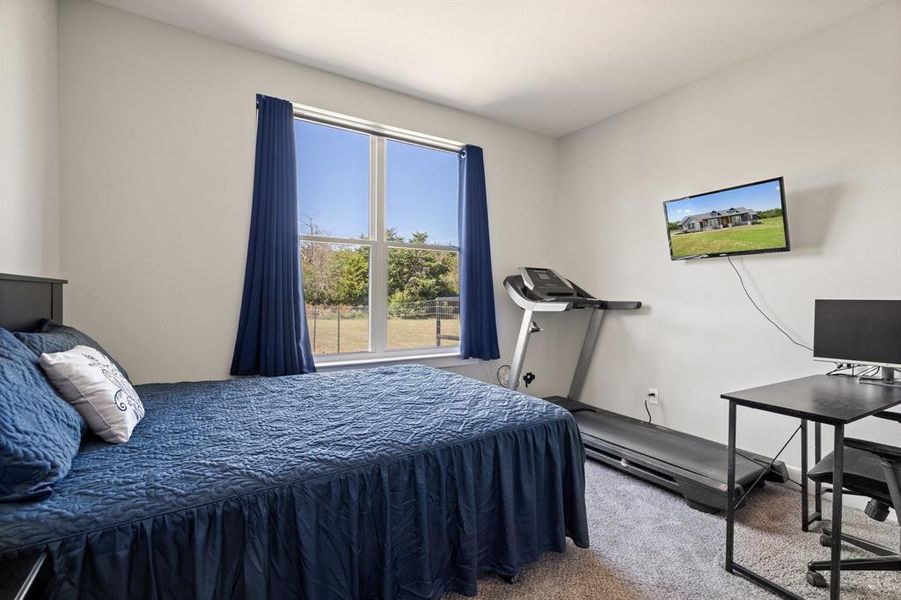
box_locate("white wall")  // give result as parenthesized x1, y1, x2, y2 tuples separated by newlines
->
(55, 0, 901, 470)
(556, 2, 901, 463)
(58, 0, 565, 388)
(0, 0, 60, 277)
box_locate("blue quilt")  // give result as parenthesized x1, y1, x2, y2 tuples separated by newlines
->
(0, 365, 587, 600)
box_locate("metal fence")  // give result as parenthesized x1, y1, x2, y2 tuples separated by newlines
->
(307, 297, 460, 354)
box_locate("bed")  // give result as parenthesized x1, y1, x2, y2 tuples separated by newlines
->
(0, 274, 589, 600)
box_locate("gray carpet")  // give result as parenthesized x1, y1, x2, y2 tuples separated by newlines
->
(447, 461, 901, 599)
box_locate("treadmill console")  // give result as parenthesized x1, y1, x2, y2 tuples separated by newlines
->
(519, 267, 573, 298)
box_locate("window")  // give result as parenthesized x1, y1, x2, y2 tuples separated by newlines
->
(296, 117, 460, 361)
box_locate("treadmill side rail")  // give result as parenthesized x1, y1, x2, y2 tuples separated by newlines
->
(559, 398, 788, 513)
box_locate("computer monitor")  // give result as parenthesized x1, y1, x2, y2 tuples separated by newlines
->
(814, 300, 901, 382)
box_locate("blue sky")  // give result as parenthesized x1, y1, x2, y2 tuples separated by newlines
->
(665, 179, 783, 222)
(295, 120, 458, 245)
(386, 140, 458, 246)
(295, 120, 369, 238)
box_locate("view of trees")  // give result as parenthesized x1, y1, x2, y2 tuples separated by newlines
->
(756, 208, 783, 219)
(385, 229, 458, 311)
(300, 223, 458, 316)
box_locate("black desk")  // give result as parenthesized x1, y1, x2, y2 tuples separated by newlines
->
(721, 375, 901, 599)
(0, 553, 45, 600)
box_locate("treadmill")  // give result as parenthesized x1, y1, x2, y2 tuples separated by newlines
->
(505, 267, 788, 513)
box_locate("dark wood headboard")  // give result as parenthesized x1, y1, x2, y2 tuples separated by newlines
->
(0, 273, 66, 332)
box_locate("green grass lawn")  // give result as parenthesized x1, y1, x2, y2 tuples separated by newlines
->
(308, 316, 460, 355)
(669, 217, 787, 258)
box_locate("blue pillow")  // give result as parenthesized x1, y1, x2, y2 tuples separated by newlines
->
(0, 328, 84, 501)
(15, 320, 130, 381)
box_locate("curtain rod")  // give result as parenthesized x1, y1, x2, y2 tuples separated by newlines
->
(291, 102, 464, 153)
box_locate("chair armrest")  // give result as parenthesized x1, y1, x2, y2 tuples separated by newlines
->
(874, 411, 901, 424)
(845, 438, 901, 464)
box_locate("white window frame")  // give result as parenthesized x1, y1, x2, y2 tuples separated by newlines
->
(294, 107, 465, 367)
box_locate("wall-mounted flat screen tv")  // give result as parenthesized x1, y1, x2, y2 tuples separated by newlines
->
(663, 177, 790, 260)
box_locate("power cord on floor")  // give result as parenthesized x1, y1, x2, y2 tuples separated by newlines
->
(726, 255, 813, 352)
(644, 396, 653, 424)
(497, 365, 510, 388)
(735, 425, 802, 508)
(734, 450, 804, 489)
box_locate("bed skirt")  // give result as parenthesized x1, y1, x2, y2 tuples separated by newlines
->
(31, 418, 587, 600)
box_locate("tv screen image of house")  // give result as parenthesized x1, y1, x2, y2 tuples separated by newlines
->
(663, 177, 789, 260)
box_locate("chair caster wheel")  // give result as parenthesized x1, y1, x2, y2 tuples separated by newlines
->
(501, 574, 520, 584)
(819, 534, 832, 547)
(806, 570, 827, 588)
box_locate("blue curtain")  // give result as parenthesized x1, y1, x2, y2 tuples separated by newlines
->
(458, 145, 500, 360)
(231, 94, 315, 377)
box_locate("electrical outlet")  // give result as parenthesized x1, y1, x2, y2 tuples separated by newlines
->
(647, 388, 659, 405)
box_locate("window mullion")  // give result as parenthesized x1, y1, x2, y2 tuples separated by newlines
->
(370, 136, 389, 353)
(300, 234, 375, 246)
(385, 241, 458, 252)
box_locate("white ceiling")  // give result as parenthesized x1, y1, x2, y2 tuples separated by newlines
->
(94, 0, 877, 137)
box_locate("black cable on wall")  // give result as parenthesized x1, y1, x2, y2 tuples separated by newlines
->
(726, 255, 813, 352)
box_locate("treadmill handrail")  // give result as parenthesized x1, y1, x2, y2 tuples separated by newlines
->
(570, 298, 642, 310)
(600, 300, 642, 310)
(504, 275, 642, 312)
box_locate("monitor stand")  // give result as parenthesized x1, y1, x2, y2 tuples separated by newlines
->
(859, 366, 901, 388)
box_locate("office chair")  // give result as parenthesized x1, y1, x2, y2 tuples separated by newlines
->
(805, 438, 901, 588)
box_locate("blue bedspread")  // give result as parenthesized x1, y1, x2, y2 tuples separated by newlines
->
(0, 365, 587, 600)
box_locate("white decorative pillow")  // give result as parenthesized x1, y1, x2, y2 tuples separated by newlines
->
(39, 345, 144, 443)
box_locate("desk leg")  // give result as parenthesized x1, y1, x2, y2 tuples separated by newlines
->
(726, 400, 737, 573)
(801, 419, 809, 532)
(830, 424, 844, 600)
(815, 422, 822, 517)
